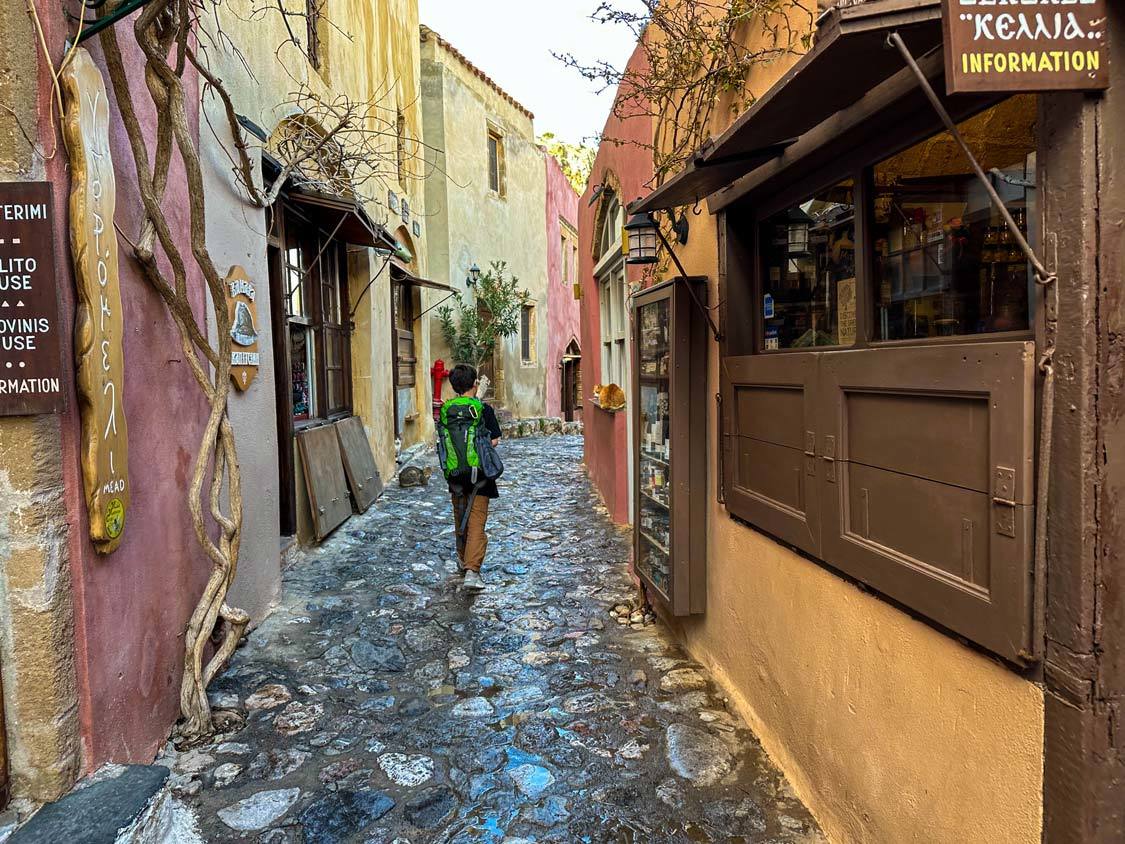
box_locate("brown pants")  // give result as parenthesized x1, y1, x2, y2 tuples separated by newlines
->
(452, 494, 490, 572)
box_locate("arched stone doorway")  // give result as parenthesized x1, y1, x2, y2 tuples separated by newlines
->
(561, 338, 582, 423)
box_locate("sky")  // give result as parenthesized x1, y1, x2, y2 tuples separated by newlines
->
(417, 0, 644, 147)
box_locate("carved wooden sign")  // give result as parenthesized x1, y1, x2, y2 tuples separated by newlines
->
(62, 48, 129, 554)
(942, 0, 1109, 94)
(0, 182, 65, 415)
(225, 266, 260, 391)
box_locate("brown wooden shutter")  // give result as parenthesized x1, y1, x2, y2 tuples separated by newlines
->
(818, 341, 1036, 662)
(722, 354, 821, 557)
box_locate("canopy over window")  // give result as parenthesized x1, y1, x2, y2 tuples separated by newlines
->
(389, 263, 452, 293)
(634, 0, 943, 214)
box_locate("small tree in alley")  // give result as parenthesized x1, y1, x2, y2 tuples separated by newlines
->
(437, 262, 530, 372)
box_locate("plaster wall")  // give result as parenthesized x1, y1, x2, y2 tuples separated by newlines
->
(544, 156, 580, 420)
(201, 0, 430, 518)
(585, 6, 1047, 842)
(199, 100, 281, 623)
(578, 43, 654, 526)
(420, 33, 549, 419)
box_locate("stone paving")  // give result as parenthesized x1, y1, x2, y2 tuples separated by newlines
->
(164, 435, 824, 843)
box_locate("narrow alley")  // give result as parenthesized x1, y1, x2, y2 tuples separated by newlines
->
(167, 435, 824, 843)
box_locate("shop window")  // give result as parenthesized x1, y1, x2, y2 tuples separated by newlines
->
(760, 179, 856, 349)
(487, 127, 506, 196)
(521, 304, 537, 364)
(871, 95, 1037, 341)
(282, 207, 350, 423)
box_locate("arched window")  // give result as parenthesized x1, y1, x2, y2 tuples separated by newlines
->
(595, 190, 627, 389)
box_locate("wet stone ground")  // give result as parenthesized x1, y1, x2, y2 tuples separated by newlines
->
(167, 435, 824, 843)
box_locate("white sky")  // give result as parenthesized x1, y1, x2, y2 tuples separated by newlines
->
(417, 0, 643, 146)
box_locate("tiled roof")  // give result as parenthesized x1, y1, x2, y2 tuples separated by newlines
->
(419, 25, 535, 121)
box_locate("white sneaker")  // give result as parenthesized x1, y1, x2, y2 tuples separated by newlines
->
(463, 570, 485, 591)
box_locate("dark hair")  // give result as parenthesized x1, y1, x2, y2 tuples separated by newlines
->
(449, 364, 477, 395)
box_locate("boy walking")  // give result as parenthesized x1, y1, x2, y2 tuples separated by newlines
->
(442, 364, 502, 591)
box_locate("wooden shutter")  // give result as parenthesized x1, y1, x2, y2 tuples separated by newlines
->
(722, 354, 821, 557)
(335, 416, 383, 513)
(818, 341, 1036, 662)
(297, 424, 352, 540)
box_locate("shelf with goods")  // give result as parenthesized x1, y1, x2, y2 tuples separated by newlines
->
(630, 277, 708, 617)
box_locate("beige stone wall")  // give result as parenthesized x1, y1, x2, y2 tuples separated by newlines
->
(200, 0, 431, 529)
(420, 33, 549, 419)
(0, 1, 81, 805)
(643, 4, 1046, 841)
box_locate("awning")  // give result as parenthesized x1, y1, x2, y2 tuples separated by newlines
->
(390, 263, 452, 293)
(635, 0, 943, 212)
(288, 186, 399, 251)
(630, 140, 796, 215)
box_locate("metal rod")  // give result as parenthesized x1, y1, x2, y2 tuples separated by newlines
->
(415, 290, 457, 322)
(653, 218, 723, 342)
(70, 0, 157, 47)
(886, 31, 1053, 282)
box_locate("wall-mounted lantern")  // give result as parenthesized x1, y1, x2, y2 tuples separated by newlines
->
(624, 211, 659, 265)
(466, 263, 482, 287)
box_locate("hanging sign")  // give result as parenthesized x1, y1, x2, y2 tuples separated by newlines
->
(225, 266, 260, 391)
(942, 0, 1109, 94)
(0, 183, 65, 416)
(62, 48, 129, 554)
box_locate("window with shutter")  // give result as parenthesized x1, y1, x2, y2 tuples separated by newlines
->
(720, 95, 1040, 663)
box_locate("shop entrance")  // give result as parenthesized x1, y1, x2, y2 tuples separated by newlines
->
(561, 339, 582, 422)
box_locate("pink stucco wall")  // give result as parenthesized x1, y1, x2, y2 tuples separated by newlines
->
(40, 15, 214, 770)
(578, 44, 655, 526)
(544, 154, 581, 420)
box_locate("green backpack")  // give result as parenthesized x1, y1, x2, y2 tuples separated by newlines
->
(436, 396, 504, 485)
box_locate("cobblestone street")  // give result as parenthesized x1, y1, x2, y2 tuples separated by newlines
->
(166, 435, 824, 843)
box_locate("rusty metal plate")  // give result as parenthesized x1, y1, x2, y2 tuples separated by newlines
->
(335, 416, 383, 513)
(0, 182, 64, 416)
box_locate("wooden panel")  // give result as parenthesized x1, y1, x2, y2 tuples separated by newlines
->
(820, 341, 1036, 662)
(846, 391, 991, 493)
(734, 385, 805, 449)
(334, 416, 383, 514)
(297, 425, 352, 541)
(723, 353, 821, 557)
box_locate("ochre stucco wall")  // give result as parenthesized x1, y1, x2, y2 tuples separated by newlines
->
(420, 30, 549, 419)
(582, 6, 1047, 842)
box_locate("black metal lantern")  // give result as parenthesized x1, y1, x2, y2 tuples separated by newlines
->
(624, 211, 659, 265)
(466, 263, 481, 287)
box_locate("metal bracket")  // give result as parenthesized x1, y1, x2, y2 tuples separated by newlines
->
(993, 466, 1017, 538)
(822, 435, 837, 483)
(804, 431, 817, 477)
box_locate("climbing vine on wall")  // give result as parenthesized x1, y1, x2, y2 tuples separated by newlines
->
(557, 0, 815, 187)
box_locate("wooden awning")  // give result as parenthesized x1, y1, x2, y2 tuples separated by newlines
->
(390, 263, 452, 293)
(287, 186, 398, 251)
(634, 0, 944, 213)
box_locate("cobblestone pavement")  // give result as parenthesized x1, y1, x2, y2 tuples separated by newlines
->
(167, 435, 824, 843)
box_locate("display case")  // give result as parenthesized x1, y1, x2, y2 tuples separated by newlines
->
(632, 277, 708, 616)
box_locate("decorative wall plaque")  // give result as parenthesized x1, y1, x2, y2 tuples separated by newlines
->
(62, 48, 129, 554)
(225, 265, 260, 391)
(0, 182, 65, 415)
(942, 0, 1109, 94)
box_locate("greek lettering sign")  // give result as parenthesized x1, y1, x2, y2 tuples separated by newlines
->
(62, 48, 129, 554)
(225, 266, 260, 391)
(943, 0, 1109, 94)
(0, 183, 64, 415)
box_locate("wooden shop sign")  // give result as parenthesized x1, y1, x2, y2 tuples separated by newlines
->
(0, 183, 65, 416)
(225, 265, 260, 391)
(943, 0, 1109, 94)
(62, 48, 129, 554)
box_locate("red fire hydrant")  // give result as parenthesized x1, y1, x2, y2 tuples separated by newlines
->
(431, 359, 449, 421)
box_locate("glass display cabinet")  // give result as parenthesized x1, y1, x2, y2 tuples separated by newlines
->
(632, 277, 708, 616)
